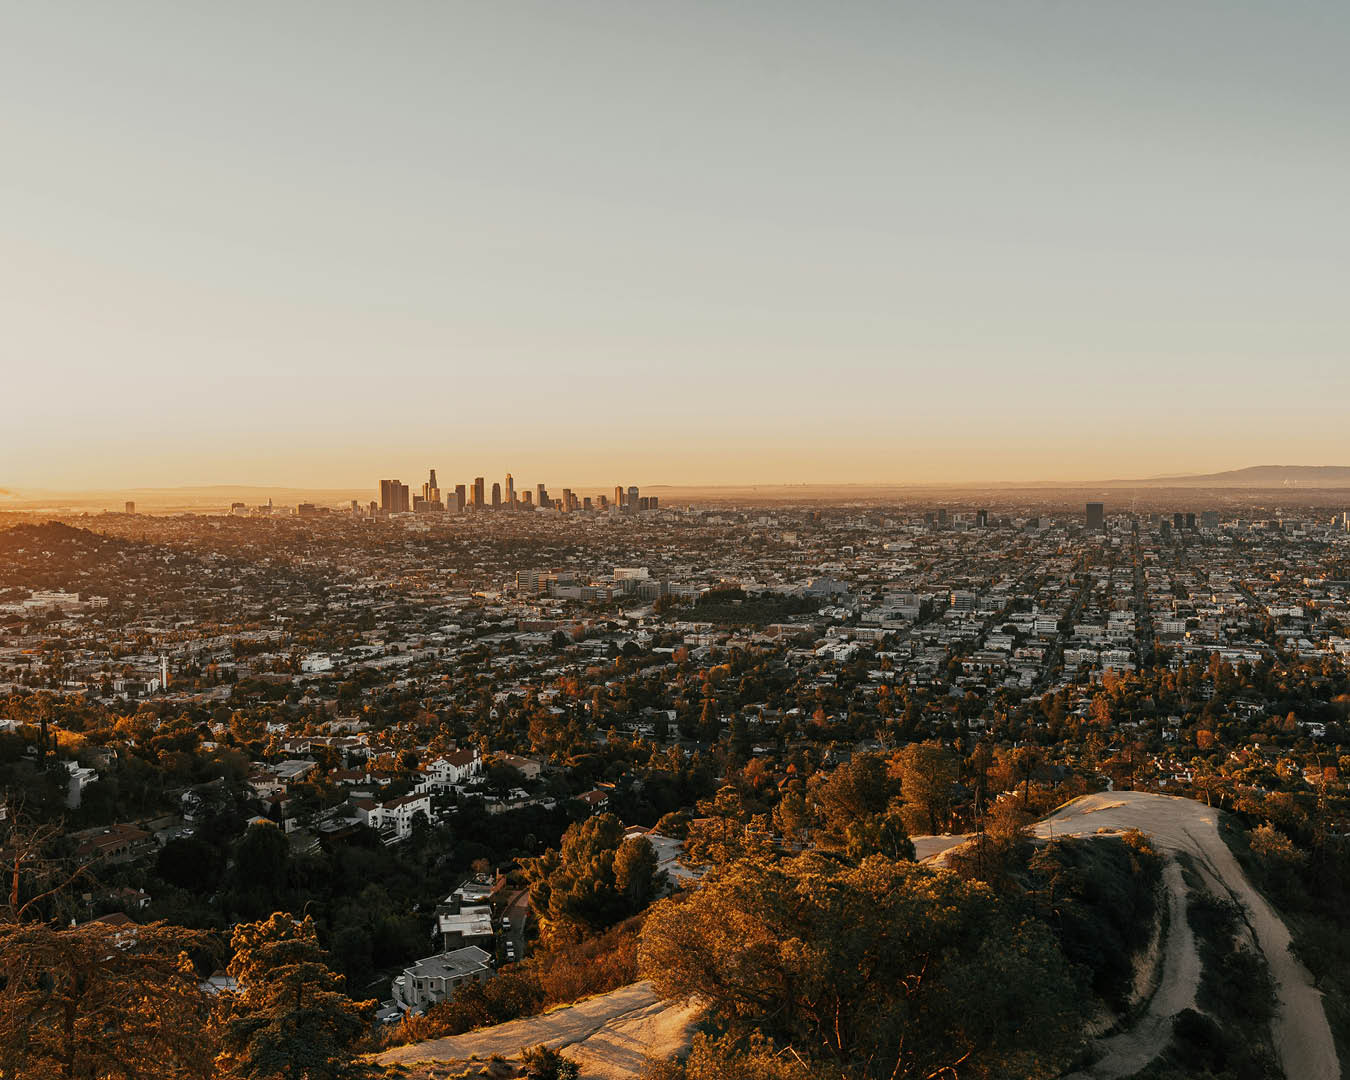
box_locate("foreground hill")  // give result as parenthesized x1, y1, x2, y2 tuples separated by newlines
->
(379, 792, 1339, 1080)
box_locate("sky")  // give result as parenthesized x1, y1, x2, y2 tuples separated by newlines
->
(3, 1, 1348, 492)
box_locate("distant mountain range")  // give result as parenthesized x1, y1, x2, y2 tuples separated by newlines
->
(1114, 466, 1350, 488)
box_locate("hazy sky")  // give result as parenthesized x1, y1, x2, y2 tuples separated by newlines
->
(3, 1, 1348, 491)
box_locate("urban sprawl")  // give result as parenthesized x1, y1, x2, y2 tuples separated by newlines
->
(2, 486, 1348, 1061)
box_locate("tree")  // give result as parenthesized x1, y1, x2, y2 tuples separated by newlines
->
(640, 854, 1082, 1080)
(653, 811, 690, 840)
(843, 808, 915, 862)
(523, 814, 655, 942)
(0, 919, 215, 1079)
(681, 788, 772, 868)
(811, 753, 892, 844)
(772, 789, 812, 847)
(229, 823, 291, 916)
(891, 742, 957, 835)
(212, 912, 374, 1080)
(695, 698, 720, 744)
(2, 810, 92, 924)
(158, 835, 225, 894)
(614, 836, 662, 908)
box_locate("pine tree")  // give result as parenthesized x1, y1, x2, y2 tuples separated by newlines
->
(212, 912, 375, 1080)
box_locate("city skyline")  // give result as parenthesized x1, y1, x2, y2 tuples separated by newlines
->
(6, 1, 1350, 491)
(374, 470, 655, 515)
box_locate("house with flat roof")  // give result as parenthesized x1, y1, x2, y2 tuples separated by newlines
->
(391, 945, 493, 1014)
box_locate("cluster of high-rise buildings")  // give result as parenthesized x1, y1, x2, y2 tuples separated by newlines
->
(375, 471, 657, 517)
(1086, 503, 1239, 533)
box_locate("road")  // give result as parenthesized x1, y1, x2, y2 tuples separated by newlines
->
(502, 887, 530, 962)
(1036, 791, 1338, 1080)
(374, 981, 702, 1079)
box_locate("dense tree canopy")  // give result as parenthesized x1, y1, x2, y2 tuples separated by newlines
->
(0, 920, 214, 1080)
(524, 813, 663, 943)
(640, 854, 1084, 1080)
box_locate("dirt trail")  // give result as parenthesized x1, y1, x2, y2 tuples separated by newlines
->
(1065, 857, 1199, 1079)
(912, 832, 973, 861)
(374, 981, 701, 1079)
(1037, 791, 1338, 1080)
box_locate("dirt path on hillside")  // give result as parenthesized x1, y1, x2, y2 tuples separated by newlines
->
(374, 981, 702, 1079)
(1064, 857, 1199, 1079)
(912, 832, 973, 861)
(1037, 791, 1339, 1080)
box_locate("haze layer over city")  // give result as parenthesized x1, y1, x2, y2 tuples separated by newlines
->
(3, 4, 1349, 1080)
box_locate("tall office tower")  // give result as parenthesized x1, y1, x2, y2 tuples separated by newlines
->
(1173, 512, 1185, 531)
(1085, 502, 1105, 531)
(453, 484, 466, 512)
(599, 495, 609, 509)
(537, 483, 548, 508)
(521, 490, 533, 507)
(614, 485, 624, 507)
(583, 497, 592, 511)
(124, 501, 136, 515)
(1202, 511, 1219, 528)
(638, 497, 650, 511)
(428, 468, 438, 491)
(379, 480, 409, 513)
(937, 508, 948, 525)
(649, 495, 659, 509)
(1185, 513, 1196, 530)
(472, 477, 485, 508)
(627, 485, 639, 510)
(561, 488, 573, 511)
(505, 473, 515, 506)
(976, 508, 989, 528)
(368, 500, 378, 517)
(491, 482, 502, 508)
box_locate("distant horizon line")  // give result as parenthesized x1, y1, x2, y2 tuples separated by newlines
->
(7, 463, 1350, 501)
